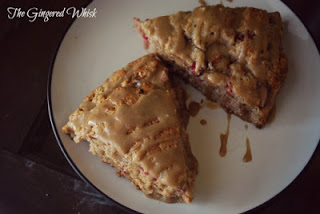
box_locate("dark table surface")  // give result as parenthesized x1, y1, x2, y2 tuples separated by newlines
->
(0, 0, 319, 213)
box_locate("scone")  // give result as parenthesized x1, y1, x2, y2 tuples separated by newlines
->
(62, 54, 198, 203)
(134, 5, 288, 128)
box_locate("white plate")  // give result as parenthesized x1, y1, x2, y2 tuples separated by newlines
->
(48, 0, 320, 213)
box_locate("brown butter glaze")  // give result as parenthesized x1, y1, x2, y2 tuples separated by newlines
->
(203, 99, 220, 110)
(200, 119, 207, 125)
(188, 101, 202, 117)
(267, 104, 277, 124)
(139, 5, 284, 109)
(188, 99, 219, 118)
(219, 113, 231, 157)
(65, 55, 192, 188)
(243, 137, 252, 162)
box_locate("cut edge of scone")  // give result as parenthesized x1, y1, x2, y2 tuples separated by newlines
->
(134, 5, 288, 128)
(62, 54, 198, 203)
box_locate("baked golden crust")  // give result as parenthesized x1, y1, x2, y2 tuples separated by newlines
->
(62, 54, 198, 203)
(135, 5, 288, 127)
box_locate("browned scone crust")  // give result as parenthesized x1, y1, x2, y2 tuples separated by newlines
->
(135, 5, 288, 128)
(62, 54, 198, 203)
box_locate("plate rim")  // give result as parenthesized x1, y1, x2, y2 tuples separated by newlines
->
(46, 0, 320, 213)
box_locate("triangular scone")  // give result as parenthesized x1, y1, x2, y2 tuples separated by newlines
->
(62, 54, 198, 203)
(134, 5, 288, 128)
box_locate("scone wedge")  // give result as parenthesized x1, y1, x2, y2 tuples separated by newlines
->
(62, 54, 198, 203)
(134, 5, 288, 128)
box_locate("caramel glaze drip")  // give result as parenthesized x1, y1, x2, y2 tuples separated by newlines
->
(188, 101, 202, 117)
(203, 100, 220, 110)
(67, 55, 189, 188)
(200, 119, 207, 125)
(219, 113, 231, 157)
(243, 137, 252, 162)
(267, 104, 277, 124)
(243, 124, 252, 163)
(188, 99, 219, 118)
